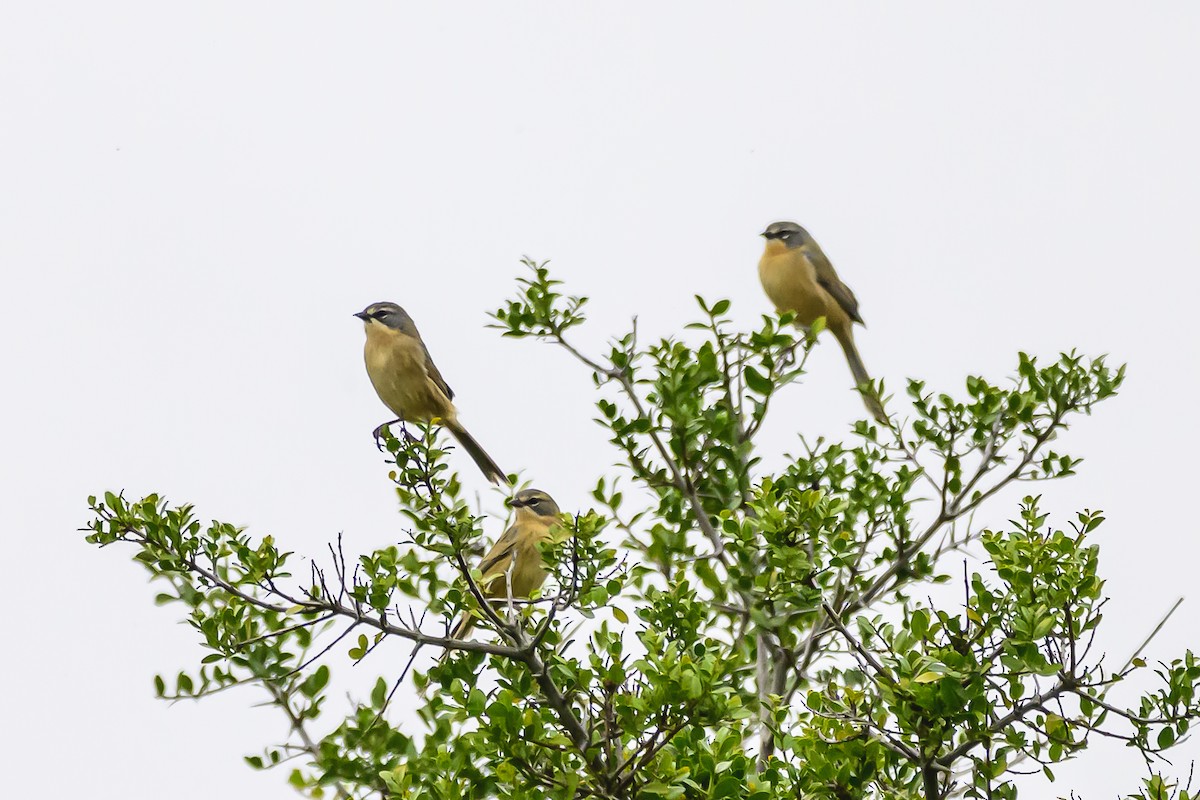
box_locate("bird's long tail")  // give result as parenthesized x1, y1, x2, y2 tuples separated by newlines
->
(439, 614, 475, 662)
(451, 615, 474, 640)
(835, 331, 888, 424)
(439, 614, 476, 663)
(447, 422, 508, 485)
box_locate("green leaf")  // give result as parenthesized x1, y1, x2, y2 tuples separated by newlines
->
(712, 775, 742, 798)
(1158, 727, 1176, 749)
(744, 366, 772, 395)
(910, 609, 929, 639)
(468, 688, 486, 716)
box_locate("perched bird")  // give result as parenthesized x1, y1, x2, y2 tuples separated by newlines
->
(354, 301, 507, 484)
(757, 221, 887, 423)
(448, 488, 564, 643)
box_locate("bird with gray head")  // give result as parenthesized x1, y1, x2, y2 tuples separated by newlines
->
(757, 221, 886, 422)
(442, 487, 566, 657)
(354, 301, 508, 484)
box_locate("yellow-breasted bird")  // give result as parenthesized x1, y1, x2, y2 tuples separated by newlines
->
(757, 221, 887, 423)
(448, 488, 564, 643)
(355, 301, 507, 484)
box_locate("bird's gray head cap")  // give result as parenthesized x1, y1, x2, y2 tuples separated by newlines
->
(509, 488, 561, 516)
(354, 302, 416, 332)
(760, 221, 809, 247)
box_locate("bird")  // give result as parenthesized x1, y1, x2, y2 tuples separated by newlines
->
(354, 301, 507, 484)
(447, 488, 564, 644)
(757, 221, 887, 423)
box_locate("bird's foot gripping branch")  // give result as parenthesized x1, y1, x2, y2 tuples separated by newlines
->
(83, 260, 1199, 800)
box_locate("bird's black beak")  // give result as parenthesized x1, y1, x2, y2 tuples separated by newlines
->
(760, 230, 773, 239)
(353, 311, 370, 321)
(507, 497, 527, 509)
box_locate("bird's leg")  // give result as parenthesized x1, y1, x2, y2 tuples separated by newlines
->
(779, 323, 812, 368)
(372, 417, 404, 451)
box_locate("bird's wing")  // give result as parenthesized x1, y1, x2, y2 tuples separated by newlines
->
(419, 343, 456, 402)
(807, 241, 865, 325)
(476, 523, 520, 586)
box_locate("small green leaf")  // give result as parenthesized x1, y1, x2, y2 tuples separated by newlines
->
(744, 366, 772, 395)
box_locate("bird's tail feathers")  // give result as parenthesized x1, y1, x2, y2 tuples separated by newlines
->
(439, 614, 476, 664)
(447, 422, 508, 485)
(451, 614, 475, 641)
(837, 334, 888, 424)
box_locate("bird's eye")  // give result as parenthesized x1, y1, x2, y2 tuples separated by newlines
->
(370, 310, 388, 319)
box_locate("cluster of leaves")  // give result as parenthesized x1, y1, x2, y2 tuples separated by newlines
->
(85, 260, 1196, 799)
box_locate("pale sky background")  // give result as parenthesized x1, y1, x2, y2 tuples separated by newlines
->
(2, 3, 1198, 798)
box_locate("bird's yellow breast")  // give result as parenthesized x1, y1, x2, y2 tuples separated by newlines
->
(758, 247, 830, 326)
(362, 322, 452, 421)
(761, 239, 791, 257)
(481, 514, 556, 600)
(364, 322, 423, 367)
(510, 529, 553, 597)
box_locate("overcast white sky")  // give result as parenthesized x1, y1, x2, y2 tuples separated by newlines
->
(3, 3, 1199, 798)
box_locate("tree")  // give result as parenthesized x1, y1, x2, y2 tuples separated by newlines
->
(85, 261, 1198, 799)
